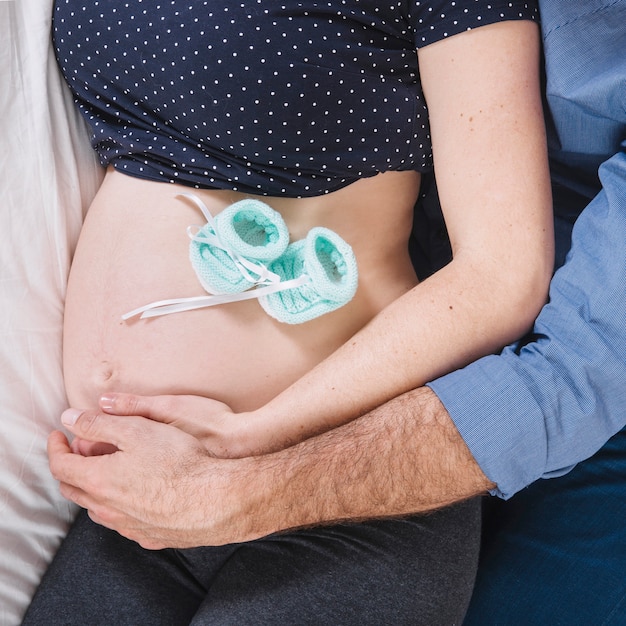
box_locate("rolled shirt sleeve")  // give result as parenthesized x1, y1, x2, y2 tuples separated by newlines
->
(428, 0, 626, 500)
(429, 149, 626, 498)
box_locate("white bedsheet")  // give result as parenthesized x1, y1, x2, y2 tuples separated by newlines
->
(1, 1, 103, 622)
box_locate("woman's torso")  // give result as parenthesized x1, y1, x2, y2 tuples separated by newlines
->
(59, 0, 538, 410)
(63, 169, 420, 411)
(52, 0, 536, 196)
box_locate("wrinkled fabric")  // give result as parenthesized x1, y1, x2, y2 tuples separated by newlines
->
(0, 1, 102, 623)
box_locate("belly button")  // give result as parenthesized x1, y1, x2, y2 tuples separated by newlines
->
(98, 361, 116, 383)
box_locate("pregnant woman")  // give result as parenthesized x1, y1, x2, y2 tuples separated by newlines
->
(24, 1, 553, 624)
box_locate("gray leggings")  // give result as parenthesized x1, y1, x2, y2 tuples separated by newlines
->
(23, 502, 480, 625)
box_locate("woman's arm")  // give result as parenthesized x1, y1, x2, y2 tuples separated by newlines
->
(216, 20, 553, 456)
(87, 20, 551, 460)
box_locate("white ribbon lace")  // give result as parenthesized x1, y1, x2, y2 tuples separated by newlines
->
(122, 193, 309, 320)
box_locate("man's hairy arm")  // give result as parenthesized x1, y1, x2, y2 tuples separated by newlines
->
(50, 386, 493, 548)
(238, 387, 493, 535)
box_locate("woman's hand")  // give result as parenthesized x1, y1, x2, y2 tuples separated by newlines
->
(74, 392, 277, 458)
(71, 392, 310, 459)
(71, 393, 253, 458)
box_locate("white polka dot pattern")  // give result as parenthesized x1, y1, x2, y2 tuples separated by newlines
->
(53, 0, 537, 197)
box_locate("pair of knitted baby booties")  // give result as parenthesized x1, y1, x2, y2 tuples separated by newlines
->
(188, 197, 358, 324)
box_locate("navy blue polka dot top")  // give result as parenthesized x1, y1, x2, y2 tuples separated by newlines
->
(53, 0, 538, 197)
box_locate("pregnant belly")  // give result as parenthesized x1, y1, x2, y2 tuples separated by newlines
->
(62, 173, 416, 412)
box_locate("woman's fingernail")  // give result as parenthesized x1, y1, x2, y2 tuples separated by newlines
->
(100, 395, 116, 410)
(61, 409, 84, 426)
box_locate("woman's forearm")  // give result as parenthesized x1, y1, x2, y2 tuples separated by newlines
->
(241, 21, 553, 454)
(248, 247, 548, 453)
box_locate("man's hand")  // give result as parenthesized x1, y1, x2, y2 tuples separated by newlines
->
(50, 387, 494, 550)
(49, 409, 246, 549)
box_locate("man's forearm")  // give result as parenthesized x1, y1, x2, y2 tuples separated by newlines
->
(57, 387, 491, 549)
(234, 386, 494, 540)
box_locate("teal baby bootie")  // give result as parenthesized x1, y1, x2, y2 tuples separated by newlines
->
(258, 227, 359, 324)
(124, 198, 359, 322)
(189, 198, 290, 294)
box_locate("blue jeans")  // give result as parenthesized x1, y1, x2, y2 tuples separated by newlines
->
(464, 426, 626, 625)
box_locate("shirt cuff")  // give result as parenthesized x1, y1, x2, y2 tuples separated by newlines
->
(428, 354, 550, 500)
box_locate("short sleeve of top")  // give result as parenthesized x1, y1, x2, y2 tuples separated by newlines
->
(53, 0, 538, 197)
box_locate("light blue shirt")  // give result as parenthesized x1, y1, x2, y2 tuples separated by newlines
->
(429, 0, 626, 499)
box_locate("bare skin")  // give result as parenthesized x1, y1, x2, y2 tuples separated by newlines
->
(51, 386, 493, 550)
(64, 167, 421, 416)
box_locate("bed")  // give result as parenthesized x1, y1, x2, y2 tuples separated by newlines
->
(1, 1, 103, 621)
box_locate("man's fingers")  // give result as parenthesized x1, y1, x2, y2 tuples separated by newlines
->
(48, 431, 101, 507)
(61, 408, 144, 450)
(61, 408, 113, 444)
(49, 431, 131, 522)
(47, 429, 72, 455)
